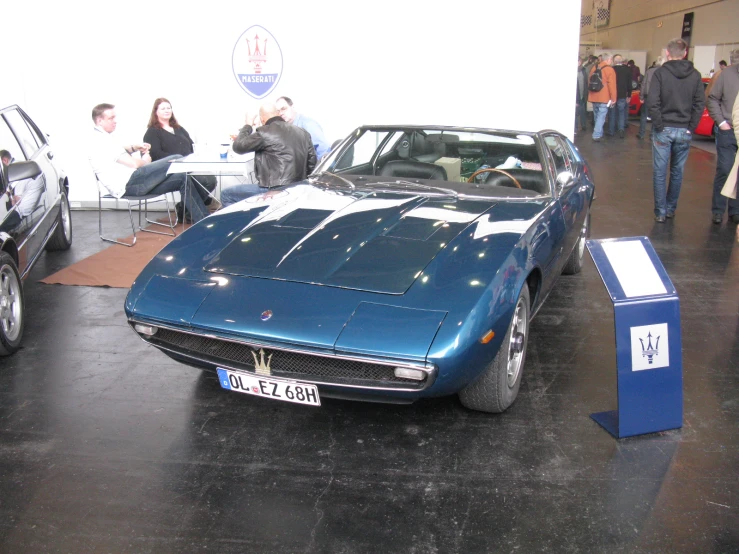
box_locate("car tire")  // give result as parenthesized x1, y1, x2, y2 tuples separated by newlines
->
(0, 252, 24, 356)
(562, 212, 590, 275)
(458, 285, 530, 413)
(45, 192, 73, 251)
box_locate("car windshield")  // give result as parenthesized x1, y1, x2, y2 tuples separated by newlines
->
(315, 127, 550, 199)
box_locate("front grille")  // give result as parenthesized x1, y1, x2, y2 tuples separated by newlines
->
(146, 327, 428, 389)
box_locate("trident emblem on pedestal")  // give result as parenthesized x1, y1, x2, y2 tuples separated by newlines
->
(639, 332, 660, 364)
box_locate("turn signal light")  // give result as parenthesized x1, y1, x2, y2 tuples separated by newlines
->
(394, 367, 425, 381)
(480, 330, 495, 344)
(134, 324, 159, 336)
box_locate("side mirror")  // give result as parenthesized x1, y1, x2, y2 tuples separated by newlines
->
(7, 161, 42, 183)
(556, 171, 574, 191)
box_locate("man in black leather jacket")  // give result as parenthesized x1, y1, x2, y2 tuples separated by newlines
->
(221, 102, 317, 207)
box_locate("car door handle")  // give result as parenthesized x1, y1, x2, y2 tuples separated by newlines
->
(47, 151, 54, 160)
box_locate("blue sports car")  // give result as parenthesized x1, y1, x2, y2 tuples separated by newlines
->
(125, 126, 594, 412)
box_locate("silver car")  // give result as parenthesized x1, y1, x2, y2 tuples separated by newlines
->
(0, 105, 73, 355)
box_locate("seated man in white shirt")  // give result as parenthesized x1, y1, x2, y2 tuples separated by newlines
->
(88, 103, 208, 223)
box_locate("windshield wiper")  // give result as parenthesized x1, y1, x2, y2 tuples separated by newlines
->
(377, 179, 458, 197)
(310, 171, 355, 190)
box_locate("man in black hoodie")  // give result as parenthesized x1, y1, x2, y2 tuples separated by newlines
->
(647, 38, 705, 222)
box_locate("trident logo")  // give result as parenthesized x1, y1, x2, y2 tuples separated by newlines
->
(251, 348, 273, 376)
(639, 332, 660, 364)
(246, 34, 268, 73)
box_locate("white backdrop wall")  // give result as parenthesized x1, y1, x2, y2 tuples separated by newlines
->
(1, 1, 581, 205)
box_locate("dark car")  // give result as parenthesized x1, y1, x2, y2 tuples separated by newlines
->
(125, 126, 593, 413)
(0, 105, 73, 355)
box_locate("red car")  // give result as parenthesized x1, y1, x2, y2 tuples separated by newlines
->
(628, 78, 714, 137)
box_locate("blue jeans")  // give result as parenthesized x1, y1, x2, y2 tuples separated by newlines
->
(652, 127, 692, 217)
(711, 126, 739, 216)
(592, 103, 609, 139)
(125, 155, 209, 223)
(608, 98, 628, 134)
(220, 183, 267, 207)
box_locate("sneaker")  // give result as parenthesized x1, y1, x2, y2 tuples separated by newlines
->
(636, 134, 644, 139)
(655, 215, 666, 223)
(619, 130, 625, 138)
(666, 211, 675, 218)
(712, 214, 722, 224)
(730, 214, 739, 224)
(593, 137, 601, 142)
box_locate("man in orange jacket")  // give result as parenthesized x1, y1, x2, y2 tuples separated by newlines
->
(588, 53, 618, 141)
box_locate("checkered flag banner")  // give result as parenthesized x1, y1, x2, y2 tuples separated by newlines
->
(581, 14, 592, 27)
(595, 0, 610, 27)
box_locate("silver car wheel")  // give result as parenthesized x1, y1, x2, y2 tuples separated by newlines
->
(577, 214, 589, 261)
(0, 263, 22, 342)
(61, 194, 72, 243)
(507, 296, 528, 388)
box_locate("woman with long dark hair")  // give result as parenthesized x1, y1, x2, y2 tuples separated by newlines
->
(143, 98, 216, 208)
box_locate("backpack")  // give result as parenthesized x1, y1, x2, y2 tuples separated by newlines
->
(588, 66, 604, 92)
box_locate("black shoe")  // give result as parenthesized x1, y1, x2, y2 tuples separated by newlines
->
(655, 215, 666, 223)
(730, 214, 739, 224)
(636, 134, 644, 139)
(712, 214, 722, 224)
(666, 211, 675, 218)
(581, 127, 587, 132)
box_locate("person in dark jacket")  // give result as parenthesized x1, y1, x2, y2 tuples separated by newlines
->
(143, 98, 216, 209)
(575, 56, 588, 132)
(706, 48, 739, 224)
(608, 54, 633, 138)
(220, 102, 317, 207)
(637, 56, 664, 139)
(646, 38, 705, 222)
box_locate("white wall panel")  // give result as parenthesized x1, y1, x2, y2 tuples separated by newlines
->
(0, 0, 581, 203)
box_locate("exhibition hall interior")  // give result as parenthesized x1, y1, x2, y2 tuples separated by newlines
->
(0, 0, 737, 552)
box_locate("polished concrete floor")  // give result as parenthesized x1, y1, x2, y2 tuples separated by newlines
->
(1, 127, 738, 553)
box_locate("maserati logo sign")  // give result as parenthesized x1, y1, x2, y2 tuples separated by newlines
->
(252, 348, 273, 376)
(232, 25, 283, 99)
(630, 323, 669, 371)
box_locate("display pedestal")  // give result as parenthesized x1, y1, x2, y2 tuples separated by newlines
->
(586, 237, 682, 439)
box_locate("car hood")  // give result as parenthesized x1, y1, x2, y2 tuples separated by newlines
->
(205, 184, 497, 294)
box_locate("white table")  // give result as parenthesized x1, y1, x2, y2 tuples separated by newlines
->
(166, 151, 256, 226)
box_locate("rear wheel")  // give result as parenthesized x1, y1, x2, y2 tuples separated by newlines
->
(562, 211, 590, 275)
(458, 286, 530, 413)
(0, 252, 24, 356)
(45, 192, 73, 251)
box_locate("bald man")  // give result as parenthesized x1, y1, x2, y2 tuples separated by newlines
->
(222, 101, 317, 207)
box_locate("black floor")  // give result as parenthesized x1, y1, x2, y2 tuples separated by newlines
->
(1, 128, 738, 553)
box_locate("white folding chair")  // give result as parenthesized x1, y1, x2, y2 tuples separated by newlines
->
(96, 177, 178, 247)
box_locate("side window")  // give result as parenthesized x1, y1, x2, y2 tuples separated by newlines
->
(0, 116, 26, 164)
(332, 130, 390, 172)
(3, 110, 43, 160)
(543, 135, 571, 176)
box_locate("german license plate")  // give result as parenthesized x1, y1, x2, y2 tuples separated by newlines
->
(217, 368, 320, 406)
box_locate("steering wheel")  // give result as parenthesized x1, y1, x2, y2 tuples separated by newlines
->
(467, 168, 522, 189)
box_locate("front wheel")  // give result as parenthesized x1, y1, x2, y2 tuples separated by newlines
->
(562, 211, 590, 275)
(458, 286, 530, 413)
(45, 192, 73, 251)
(0, 252, 24, 356)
